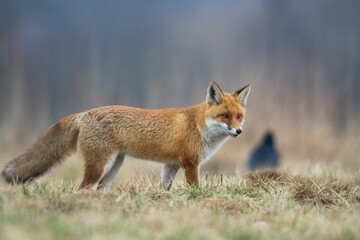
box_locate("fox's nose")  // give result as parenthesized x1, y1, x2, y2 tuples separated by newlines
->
(236, 129, 242, 135)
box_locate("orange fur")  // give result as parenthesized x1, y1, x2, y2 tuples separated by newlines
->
(1, 82, 251, 190)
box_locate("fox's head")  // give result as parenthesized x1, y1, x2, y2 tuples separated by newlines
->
(205, 81, 251, 138)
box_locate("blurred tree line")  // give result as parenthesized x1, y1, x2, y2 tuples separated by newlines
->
(0, 1, 359, 145)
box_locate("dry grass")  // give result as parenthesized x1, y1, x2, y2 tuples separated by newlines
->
(246, 171, 358, 206)
(0, 169, 359, 240)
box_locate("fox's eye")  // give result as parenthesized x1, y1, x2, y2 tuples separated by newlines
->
(237, 115, 241, 120)
(223, 114, 230, 119)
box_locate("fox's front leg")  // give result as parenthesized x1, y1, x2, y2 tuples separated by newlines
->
(160, 163, 180, 190)
(183, 163, 199, 186)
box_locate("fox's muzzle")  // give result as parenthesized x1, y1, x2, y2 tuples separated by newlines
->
(228, 128, 242, 138)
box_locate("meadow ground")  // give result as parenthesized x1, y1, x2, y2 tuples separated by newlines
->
(0, 166, 359, 240)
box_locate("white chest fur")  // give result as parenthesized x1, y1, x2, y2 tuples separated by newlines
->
(199, 119, 230, 165)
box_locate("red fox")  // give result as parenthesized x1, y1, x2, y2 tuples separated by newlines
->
(2, 82, 250, 190)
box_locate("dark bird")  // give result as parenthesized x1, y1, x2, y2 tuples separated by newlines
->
(247, 132, 279, 171)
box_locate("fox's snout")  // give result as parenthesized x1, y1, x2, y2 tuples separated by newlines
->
(232, 128, 242, 137)
(227, 126, 242, 137)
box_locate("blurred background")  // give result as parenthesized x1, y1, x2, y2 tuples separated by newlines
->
(1, 1, 359, 182)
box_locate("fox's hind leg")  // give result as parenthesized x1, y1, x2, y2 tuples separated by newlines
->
(97, 153, 125, 191)
(160, 163, 180, 190)
(79, 150, 116, 190)
(79, 161, 106, 190)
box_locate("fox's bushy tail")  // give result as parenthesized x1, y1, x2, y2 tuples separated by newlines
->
(1, 115, 80, 184)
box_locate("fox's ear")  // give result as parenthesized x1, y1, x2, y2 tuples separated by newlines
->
(206, 81, 224, 106)
(235, 84, 251, 105)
